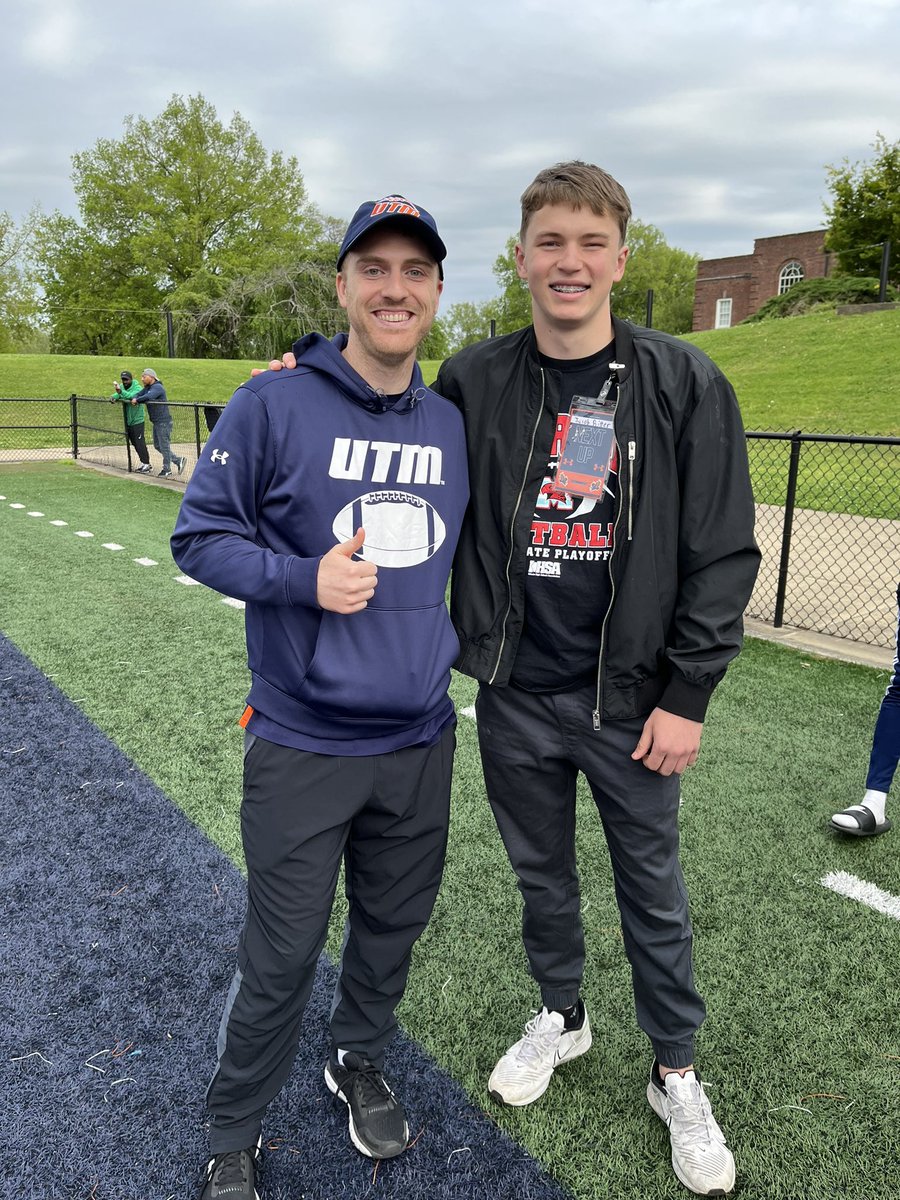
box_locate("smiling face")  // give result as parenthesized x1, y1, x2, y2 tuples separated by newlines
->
(515, 204, 629, 357)
(336, 228, 443, 391)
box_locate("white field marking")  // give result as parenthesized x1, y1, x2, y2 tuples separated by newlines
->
(74, 531, 94, 538)
(461, 705, 476, 721)
(9, 503, 25, 509)
(50, 520, 68, 526)
(27, 511, 45, 517)
(820, 871, 900, 921)
(134, 557, 158, 566)
(102, 543, 125, 551)
(0, 495, 5, 500)
(174, 574, 201, 586)
(222, 597, 245, 610)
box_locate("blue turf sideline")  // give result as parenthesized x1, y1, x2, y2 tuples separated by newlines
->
(0, 633, 571, 1200)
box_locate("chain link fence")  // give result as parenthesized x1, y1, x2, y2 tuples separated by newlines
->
(0, 396, 223, 475)
(746, 430, 899, 648)
(2, 398, 898, 648)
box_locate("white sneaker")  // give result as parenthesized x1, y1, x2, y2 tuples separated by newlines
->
(488, 1004, 592, 1106)
(647, 1065, 735, 1195)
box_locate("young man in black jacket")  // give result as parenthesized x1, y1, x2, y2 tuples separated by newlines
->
(434, 162, 759, 1197)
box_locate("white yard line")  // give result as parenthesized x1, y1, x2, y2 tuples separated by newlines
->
(820, 870, 900, 921)
(2, 493, 245, 618)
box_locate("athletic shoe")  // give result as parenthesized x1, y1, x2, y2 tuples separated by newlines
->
(198, 1138, 261, 1199)
(136, 464, 152, 474)
(324, 1051, 409, 1159)
(159, 468, 173, 477)
(647, 1062, 735, 1196)
(176, 454, 187, 475)
(488, 1003, 592, 1106)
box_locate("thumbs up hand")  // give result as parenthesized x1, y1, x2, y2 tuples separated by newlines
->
(316, 528, 378, 613)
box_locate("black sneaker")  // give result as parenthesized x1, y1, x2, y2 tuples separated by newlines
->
(176, 455, 187, 475)
(159, 468, 173, 477)
(198, 1140, 261, 1199)
(324, 1051, 409, 1159)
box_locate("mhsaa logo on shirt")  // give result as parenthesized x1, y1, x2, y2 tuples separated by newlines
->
(332, 490, 446, 568)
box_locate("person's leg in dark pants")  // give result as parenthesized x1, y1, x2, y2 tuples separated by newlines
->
(475, 683, 584, 1010)
(833, 582, 900, 835)
(328, 723, 456, 1062)
(567, 707, 704, 1069)
(127, 422, 150, 467)
(475, 683, 593, 1107)
(153, 418, 173, 472)
(206, 737, 366, 1155)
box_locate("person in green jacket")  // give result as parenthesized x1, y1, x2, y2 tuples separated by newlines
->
(111, 370, 152, 473)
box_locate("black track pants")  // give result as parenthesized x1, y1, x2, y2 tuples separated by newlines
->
(206, 725, 454, 1154)
(475, 682, 704, 1069)
(126, 421, 149, 465)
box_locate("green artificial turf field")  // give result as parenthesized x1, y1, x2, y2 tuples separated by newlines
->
(1, 461, 898, 1200)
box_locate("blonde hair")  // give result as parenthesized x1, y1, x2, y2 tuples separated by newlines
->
(520, 161, 632, 244)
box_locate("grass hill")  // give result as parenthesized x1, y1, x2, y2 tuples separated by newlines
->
(0, 307, 898, 434)
(425, 307, 900, 435)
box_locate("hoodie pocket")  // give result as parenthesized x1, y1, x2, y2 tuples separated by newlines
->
(297, 602, 459, 725)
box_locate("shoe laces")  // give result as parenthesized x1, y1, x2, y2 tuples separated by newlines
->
(514, 1009, 563, 1065)
(205, 1146, 256, 1189)
(665, 1075, 719, 1144)
(339, 1059, 395, 1110)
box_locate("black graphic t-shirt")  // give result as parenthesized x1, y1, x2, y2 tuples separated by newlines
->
(509, 342, 618, 692)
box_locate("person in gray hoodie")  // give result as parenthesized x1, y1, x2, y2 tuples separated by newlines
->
(133, 367, 185, 477)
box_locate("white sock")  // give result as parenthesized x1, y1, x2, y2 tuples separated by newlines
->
(832, 791, 887, 827)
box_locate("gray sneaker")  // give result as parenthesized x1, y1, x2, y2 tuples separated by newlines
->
(647, 1062, 735, 1195)
(176, 455, 187, 475)
(488, 1004, 592, 1106)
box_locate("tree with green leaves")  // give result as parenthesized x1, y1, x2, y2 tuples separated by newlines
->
(610, 220, 698, 334)
(443, 299, 497, 353)
(35, 94, 336, 357)
(0, 209, 44, 353)
(825, 133, 900, 286)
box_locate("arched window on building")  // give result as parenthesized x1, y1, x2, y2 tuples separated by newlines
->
(778, 261, 804, 294)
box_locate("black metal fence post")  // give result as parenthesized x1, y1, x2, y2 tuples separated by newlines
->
(70, 394, 79, 458)
(645, 288, 654, 328)
(879, 240, 892, 303)
(773, 430, 802, 627)
(194, 405, 202, 459)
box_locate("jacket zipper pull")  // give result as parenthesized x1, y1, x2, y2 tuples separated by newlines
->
(627, 440, 636, 541)
(592, 708, 601, 731)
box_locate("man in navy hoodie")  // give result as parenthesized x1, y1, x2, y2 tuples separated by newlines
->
(172, 196, 468, 1200)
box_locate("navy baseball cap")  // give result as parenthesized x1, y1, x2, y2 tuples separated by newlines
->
(337, 195, 447, 279)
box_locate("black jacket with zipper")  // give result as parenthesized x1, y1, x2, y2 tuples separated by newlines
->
(433, 317, 761, 725)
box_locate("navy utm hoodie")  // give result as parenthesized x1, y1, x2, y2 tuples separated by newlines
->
(171, 333, 469, 754)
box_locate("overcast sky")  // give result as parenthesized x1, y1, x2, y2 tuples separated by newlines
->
(3, 0, 899, 311)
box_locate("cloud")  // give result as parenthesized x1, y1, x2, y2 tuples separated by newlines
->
(1, 0, 899, 309)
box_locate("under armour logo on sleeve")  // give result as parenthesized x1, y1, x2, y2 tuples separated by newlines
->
(210, 449, 230, 465)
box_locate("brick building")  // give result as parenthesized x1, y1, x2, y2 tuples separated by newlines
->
(692, 229, 830, 331)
